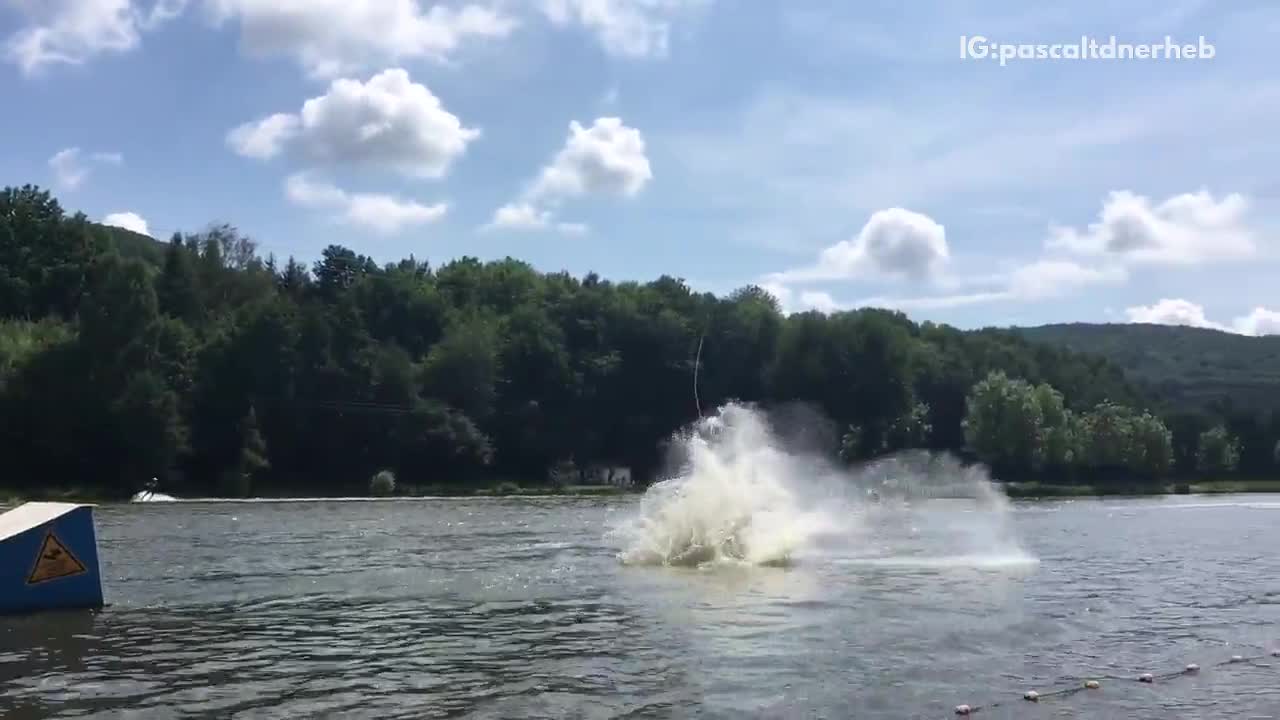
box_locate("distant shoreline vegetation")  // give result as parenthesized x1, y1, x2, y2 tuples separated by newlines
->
(2, 184, 1279, 501)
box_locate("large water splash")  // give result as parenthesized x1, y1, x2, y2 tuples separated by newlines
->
(614, 403, 1035, 570)
(615, 403, 838, 567)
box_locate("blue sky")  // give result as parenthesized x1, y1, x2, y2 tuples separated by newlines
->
(3, 0, 1279, 332)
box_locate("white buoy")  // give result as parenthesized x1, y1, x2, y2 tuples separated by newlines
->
(954, 704, 972, 716)
(1139, 673, 1154, 683)
(1085, 680, 1100, 689)
(1186, 663, 1200, 673)
(1023, 690, 1039, 702)
(1229, 655, 1244, 663)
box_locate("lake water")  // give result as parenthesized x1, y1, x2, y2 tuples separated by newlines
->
(3, 493, 1280, 719)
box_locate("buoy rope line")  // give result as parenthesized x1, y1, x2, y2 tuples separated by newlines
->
(954, 649, 1280, 715)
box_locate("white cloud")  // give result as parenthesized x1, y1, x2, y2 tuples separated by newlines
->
(488, 202, 552, 230)
(483, 203, 589, 236)
(4, 0, 183, 73)
(529, 117, 652, 203)
(852, 291, 1011, 312)
(228, 68, 479, 179)
(205, 0, 516, 77)
(102, 211, 150, 235)
(48, 147, 123, 190)
(772, 207, 949, 284)
(797, 259, 1124, 314)
(486, 116, 651, 235)
(1235, 307, 1280, 336)
(226, 113, 299, 160)
(1125, 298, 1221, 329)
(1005, 260, 1127, 300)
(284, 173, 446, 234)
(540, 0, 703, 58)
(48, 148, 89, 190)
(1048, 189, 1255, 265)
(91, 151, 124, 164)
(799, 290, 840, 314)
(759, 281, 843, 314)
(1125, 298, 1280, 336)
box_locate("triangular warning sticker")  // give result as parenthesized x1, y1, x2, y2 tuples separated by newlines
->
(27, 531, 87, 585)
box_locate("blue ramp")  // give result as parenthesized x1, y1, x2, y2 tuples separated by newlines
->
(0, 503, 104, 615)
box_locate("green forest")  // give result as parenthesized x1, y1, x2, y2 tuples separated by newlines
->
(2, 185, 1276, 499)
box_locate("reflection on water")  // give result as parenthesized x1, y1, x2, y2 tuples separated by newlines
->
(2, 496, 1280, 719)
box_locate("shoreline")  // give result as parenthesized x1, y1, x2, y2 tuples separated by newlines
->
(7, 480, 1280, 506)
(1003, 479, 1280, 498)
(2, 483, 638, 506)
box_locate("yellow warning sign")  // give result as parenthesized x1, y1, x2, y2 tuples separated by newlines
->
(27, 531, 87, 585)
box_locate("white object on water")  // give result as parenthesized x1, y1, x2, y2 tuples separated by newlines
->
(1139, 673, 1154, 683)
(1186, 663, 1201, 672)
(1023, 690, 1039, 702)
(1228, 655, 1243, 664)
(131, 491, 178, 502)
(954, 704, 972, 715)
(1085, 680, 1100, 689)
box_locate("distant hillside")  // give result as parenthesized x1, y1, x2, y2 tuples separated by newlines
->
(1016, 323, 1280, 412)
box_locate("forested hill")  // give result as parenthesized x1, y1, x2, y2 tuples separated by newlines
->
(1, 184, 1267, 498)
(1016, 323, 1280, 412)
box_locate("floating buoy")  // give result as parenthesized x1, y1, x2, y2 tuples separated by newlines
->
(1023, 690, 1039, 702)
(1139, 673, 1154, 683)
(954, 704, 972, 715)
(1186, 663, 1200, 673)
(1085, 680, 1100, 689)
(1229, 655, 1244, 663)
(0, 503, 104, 615)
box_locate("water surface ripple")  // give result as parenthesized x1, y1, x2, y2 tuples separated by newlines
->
(3, 496, 1280, 718)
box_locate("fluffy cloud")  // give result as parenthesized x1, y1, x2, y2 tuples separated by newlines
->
(529, 117, 652, 202)
(1048, 189, 1255, 265)
(1005, 260, 1127, 300)
(540, 0, 702, 58)
(284, 173, 446, 234)
(48, 148, 89, 190)
(228, 69, 479, 178)
(760, 282, 842, 315)
(1236, 307, 1280, 336)
(484, 203, 588, 235)
(1124, 298, 1280, 336)
(809, 259, 1124, 314)
(206, 0, 516, 77)
(226, 113, 298, 160)
(102, 211, 150, 235)
(489, 202, 551, 230)
(4, 0, 183, 73)
(48, 147, 122, 190)
(486, 116, 650, 234)
(773, 208, 949, 284)
(1125, 298, 1220, 329)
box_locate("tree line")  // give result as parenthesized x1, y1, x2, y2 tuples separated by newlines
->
(0, 185, 1268, 497)
(960, 371, 1248, 486)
